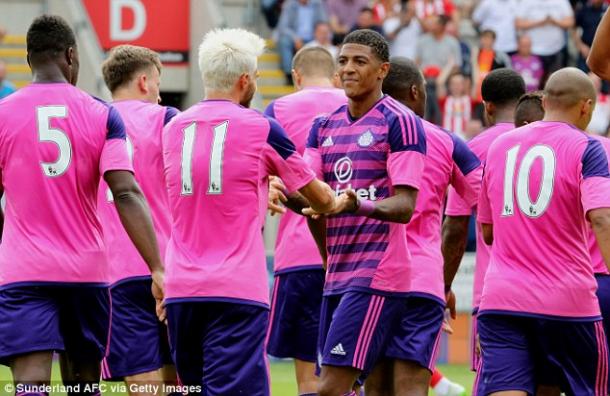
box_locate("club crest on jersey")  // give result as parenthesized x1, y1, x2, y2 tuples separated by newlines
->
(322, 136, 334, 147)
(357, 130, 374, 147)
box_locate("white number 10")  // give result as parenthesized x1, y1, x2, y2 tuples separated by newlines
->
(181, 121, 228, 195)
(502, 144, 556, 218)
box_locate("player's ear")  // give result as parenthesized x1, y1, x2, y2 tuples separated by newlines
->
(291, 69, 301, 89)
(138, 73, 148, 95)
(66, 47, 74, 66)
(379, 62, 390, 80)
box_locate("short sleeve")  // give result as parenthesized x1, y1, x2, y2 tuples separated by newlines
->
(163, 106, 180, 126)
(477, 167, 493, 224)
(387, 111, 427, 189)
(263, 117, 315, 193)
(264, 100, 276, 119)
(306, 117, 324, 149)
(450, 134, 483, 208)
(581, 138, 610, 215)
(100, 107, 132, 174)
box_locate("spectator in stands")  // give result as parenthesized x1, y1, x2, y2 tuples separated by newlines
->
(350, 7, 385, 35)
(587, 72, 610, 134)
(437, 71, 482, 140)
(473, 30, 511, 100)
(515, 0, 574, 82)
(304, 22, 338, 58)
(472, 0, 518, 55)
(0, 60, 16, 99)
(373, 0, 400, 25)
(412, 0, 456, 21)
(445, 19, 472, 77)
(416, 15, 462, 73)
(261, 0, 285, 29)
(574, 0, 608, 72)
(0, 26, 6, 43)
(385, 1, 422, 60)
(278, 0, 327, 84)
(511, 34, 544, 92)
(327, 0, 370, 44)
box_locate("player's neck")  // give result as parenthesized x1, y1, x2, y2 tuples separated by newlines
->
(205, 90, 241, 104)
(543, 111, 579, 127)
(299, 77, 334, 90)
(31, 65, 69, 84)
(348, 90, 384, 119)
(112, 89, 149, 103)
(493, 108, 516, 124)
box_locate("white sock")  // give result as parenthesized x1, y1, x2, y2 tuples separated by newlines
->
(433, 377, 452, 396)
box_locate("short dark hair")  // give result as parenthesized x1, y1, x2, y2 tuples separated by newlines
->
(102, 45, 162, 93)
(342, 29, 389, 63)
(383, 57, 423, 100)
(514, 91, 544, 127)
(481, 29, 497, 40)
(481, 68, 526, 106)
(360, 7, 374, 13)
(27, 15, 76, 58)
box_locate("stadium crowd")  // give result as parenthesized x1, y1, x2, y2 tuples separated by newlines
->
(265, 0, 610, 139)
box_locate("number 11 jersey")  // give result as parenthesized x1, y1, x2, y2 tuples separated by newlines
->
(477, 121, 610, 319)
(162, 99, 315, 307)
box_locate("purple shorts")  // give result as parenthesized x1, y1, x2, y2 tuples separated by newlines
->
(317, 291, 407, 380)
(471, 309, 479, 372)
(266, 268, 325, 362)
(0, 283, 110, 365)
(102, 276, 172, 381)
(475, 313, 608, 396)
(167, 300, 270, 396)
(384, 295, 444, 371)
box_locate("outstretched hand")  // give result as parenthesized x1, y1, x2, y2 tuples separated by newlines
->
(268, 176, 288, 216)
(302, 189, 358, 218)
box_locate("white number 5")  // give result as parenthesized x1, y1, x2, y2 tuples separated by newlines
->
(38, 106, 71, 177)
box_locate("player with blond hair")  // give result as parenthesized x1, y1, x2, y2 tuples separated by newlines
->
(162, 28, 338, 395)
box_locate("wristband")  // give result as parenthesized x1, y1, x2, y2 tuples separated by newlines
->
(355, 199, 375, 217)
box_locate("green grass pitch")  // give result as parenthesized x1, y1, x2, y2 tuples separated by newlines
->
(0, 361, 474, 395)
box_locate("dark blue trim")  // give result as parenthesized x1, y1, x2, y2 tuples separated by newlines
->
(110, 275, 152, 288)
(323, 286, 411, 298)
(306, 116, 325, 149)
(106, 105, 127, 140)
(264, 100, 276, 119)
(582, 137, 610, 178)
(265, 116, 297, 160)
(450, 133, 481, 176)
(595, 273, 610, 279)
(478, 309, 602, 322)
(163, 106, 180, 126)
(406, 291, 446, 306)
(164, 296, 269, 310)
(0, 281, 109, 291)
(274, 265, 324, 276)
(472, 306, 479, 315)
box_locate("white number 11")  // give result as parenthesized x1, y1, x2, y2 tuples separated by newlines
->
(181, 121, 228, 195)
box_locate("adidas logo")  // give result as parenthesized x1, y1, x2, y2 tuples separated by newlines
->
(330, 343, 346, 356)
(322, 136, 334, 147)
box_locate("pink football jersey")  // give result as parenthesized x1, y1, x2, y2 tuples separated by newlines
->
(588, 135, 610, 275)
(98, 100, 179, 283)
(0, 83, 132, 286)
(265, 87, 347, 274)
(407, 120, 481, 302)
(478, 121, 610, 318)
(304, 95, 426, 295)
(162, 99, 315, 306)
(445, 122, 515, 309)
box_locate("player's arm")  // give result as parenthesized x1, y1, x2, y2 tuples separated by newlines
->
(590, 209, 610, 268)
(588, 9, 610, 80)
(477, 164, 494, 246)
(307, 216, 327, 268)
(264, 118, 336, 214)
(102, 107, 165, 315)
(581, 138, 610, 270)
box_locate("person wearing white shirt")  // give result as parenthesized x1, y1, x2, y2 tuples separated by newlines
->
(472, 0, 518, 54)
(515, 0, 574, 82)
(304, 22, 339, 58)
(384, 2, 422, 60)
